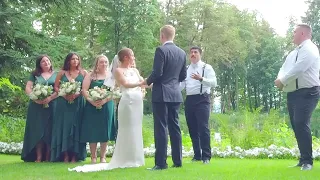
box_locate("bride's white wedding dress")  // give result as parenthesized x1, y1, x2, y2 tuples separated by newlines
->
(68, 68, 145, 172)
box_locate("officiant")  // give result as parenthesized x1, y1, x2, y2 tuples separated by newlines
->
(180, 46, 217, 164)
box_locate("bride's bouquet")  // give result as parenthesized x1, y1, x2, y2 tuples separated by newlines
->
(29, 83, 54, 108)
(111, 87, 122, 99)
(87, 86, 112, 109)
(58, 79, 81, 104)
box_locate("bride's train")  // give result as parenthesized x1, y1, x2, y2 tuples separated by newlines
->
(68, 162, 144, 172)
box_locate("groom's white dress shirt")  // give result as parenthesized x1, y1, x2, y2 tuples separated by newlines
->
(180, 60, 217, 95)
(163, 40, 173, 45)
(278, 39, 320, 92)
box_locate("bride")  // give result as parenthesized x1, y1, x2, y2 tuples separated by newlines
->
(69, 48, 145, 172)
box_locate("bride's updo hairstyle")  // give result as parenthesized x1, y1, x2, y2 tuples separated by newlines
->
(117, 48, 132, 63)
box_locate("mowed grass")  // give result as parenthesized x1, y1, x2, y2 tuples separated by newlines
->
(1, 154, 320, 180)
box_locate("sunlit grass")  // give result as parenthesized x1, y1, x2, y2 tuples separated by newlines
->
(1, 154, 320, 180)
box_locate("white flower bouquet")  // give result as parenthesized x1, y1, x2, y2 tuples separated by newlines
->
(111, 87, 122, 99)
(58, 79, 81, 104)
(29, 83, 54, 108)
(87, 86, 112, 109)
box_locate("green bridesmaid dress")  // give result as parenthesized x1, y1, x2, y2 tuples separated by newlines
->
(50, 73, 87, 162)
(21, 72, 57, 162)
(80, 79, 116, 143)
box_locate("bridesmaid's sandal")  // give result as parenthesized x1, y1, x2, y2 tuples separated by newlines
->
(91, 157, 97, 164)
(100, 157, 106, 163)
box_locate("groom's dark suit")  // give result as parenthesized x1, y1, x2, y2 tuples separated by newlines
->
(147, 42, 187, 168)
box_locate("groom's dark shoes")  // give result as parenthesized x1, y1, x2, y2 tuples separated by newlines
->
(171, 164, 182, 168)
(148, 165, 168, 170)
(191, 158, 201, 162)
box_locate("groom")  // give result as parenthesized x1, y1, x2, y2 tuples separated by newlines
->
(144, 25, 187, 170)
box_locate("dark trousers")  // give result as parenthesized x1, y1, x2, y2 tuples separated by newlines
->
(152, 102, 182, 167)
(185, 93, 211, 160)
(287, 86, 320, 165)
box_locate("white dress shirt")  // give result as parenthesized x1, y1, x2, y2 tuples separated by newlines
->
(163, 41, 173, 45)
(180, 60, 217, 95)
(277, 39, 320, 92)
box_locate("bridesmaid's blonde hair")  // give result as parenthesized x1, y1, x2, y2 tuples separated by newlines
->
(91, 55, 109, 80)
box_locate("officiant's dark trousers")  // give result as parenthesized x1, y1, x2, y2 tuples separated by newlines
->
(153, 102, 182, 167)
(287, 86, 320, 165)
(185, 93, 211, 161)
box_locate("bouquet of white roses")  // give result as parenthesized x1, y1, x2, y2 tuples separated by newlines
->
(87, 86, 112, 109)
(58, 79, 81, 104)
(29, 83, 54, 108)
(111, 87, 122, 99)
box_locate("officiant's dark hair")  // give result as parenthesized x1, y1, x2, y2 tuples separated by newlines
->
(190, 46, 202, 54)
(117, 48, 132, 62)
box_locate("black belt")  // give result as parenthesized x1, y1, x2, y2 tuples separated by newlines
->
(187, 92, 209, 96)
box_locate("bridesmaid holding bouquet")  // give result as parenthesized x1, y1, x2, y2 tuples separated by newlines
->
(50, 52, 87, 163)
(81, 55, 116, 164)
(22, 55, 57, 162)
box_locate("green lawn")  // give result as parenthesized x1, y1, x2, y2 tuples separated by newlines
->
(1, 154, 320, 180)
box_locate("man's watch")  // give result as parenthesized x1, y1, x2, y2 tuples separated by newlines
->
(199, 78, 203, 82)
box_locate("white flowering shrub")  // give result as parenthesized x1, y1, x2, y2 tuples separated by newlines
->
(2, 142, 320, 160)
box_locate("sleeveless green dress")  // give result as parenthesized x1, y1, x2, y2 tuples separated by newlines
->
(80, 79, 116, 143)
(21, 72, 57, 162)
(50, 74, 86, 162)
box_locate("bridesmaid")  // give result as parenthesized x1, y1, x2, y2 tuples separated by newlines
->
(50, 52, 87, 163)
(81, 55, 116, 164)
(21, 55, 57, 162)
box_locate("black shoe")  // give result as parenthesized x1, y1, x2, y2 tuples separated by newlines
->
(301, 164, 312, 171)
(171, 164, 182, 168)
(203, 160, 210, 164)
(288, 162, 303, 168)
(147, 165, 168, 171)
(191, 158, 201, 162)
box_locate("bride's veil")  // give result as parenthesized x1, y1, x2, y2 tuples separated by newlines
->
(104, 55, 120, 88)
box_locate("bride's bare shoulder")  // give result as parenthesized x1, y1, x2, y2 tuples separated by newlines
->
(115, 67, 123, 73)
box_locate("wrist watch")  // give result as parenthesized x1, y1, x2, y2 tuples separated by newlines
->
(199, 78, 203, 82)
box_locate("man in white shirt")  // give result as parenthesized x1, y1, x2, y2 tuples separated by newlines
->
(275, 24, 320, 171)
(180, 46, 217, 164)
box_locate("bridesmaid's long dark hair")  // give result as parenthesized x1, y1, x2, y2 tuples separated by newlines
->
(32, 54, 53, 76)
(62, 52, 82, 71)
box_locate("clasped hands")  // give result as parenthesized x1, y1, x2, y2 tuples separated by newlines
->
(34, 96, 52, 105)
(89, 98, 112, 108)
(274, 79, 284, 90)
(63, 93, 80, 102)
(139, 79, 153, 88)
